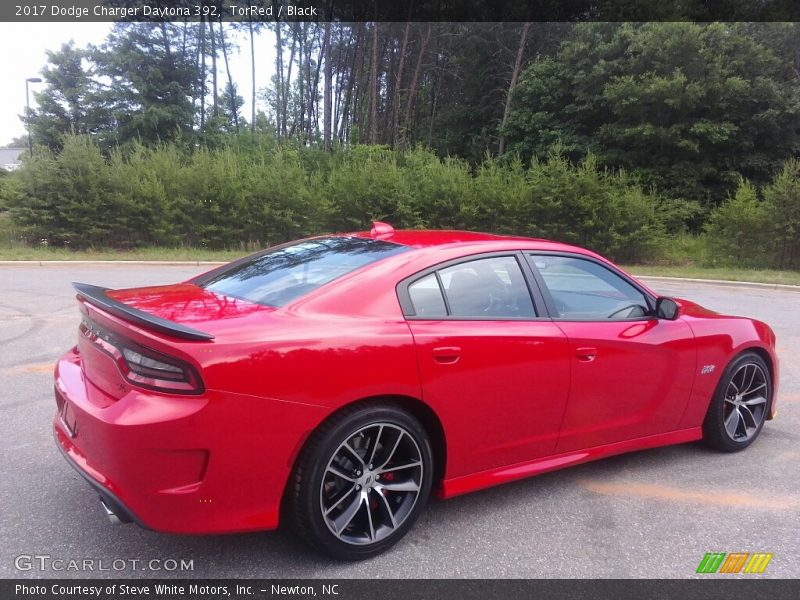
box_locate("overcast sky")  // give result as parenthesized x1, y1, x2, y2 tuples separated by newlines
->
(0, 22, 276, 146)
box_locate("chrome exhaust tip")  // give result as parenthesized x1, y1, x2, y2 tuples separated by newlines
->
(100, 498, 122, 525)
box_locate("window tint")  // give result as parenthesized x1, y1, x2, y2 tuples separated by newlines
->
(408, 273, 447, 317)
(531, 255, 650, 320)
(438, 256, 535, 318)
(200, 237, 408, 307)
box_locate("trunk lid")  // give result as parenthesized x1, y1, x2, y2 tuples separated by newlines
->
(104, 283, 275, 336)
(75, 283, 274, 401)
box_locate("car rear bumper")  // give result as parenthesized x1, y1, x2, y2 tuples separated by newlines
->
(53, 426, 141, 526)
(53, 347, 328, 534)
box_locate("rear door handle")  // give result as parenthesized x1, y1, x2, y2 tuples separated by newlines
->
(576, 347, 597, 362)
(432, 346, 461, 364)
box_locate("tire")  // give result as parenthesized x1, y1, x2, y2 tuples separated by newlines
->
(703, 352, 772, 452)
(290, 402, 434, 560)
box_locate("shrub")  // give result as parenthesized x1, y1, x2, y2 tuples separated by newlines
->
(704, 161, 800, 270)
(8, 137, 115, 247)
(502, 152, 665, 262)
(762, 158, 800, 270)
(704, 179, 769, 268)
(4, 135, 671, 262)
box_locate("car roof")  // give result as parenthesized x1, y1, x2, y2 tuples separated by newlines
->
(348, 227, 592, 255)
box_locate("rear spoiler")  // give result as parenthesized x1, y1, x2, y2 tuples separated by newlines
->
(72, 282, 215, 341)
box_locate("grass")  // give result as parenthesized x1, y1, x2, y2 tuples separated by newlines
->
(0, 245, 243, 262)
(622, 265, 800, 287)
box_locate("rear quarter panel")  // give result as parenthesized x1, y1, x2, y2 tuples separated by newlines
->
(197, 314, 421, 410)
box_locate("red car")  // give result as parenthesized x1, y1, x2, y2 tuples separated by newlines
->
(54, 224, 778, 560)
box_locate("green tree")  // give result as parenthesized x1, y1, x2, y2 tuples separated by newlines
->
(2, 136, 29, 148)
(425, 23, 566, 163)
(763, 158, 800, 269)
(93, 23, 202, 145)
(27, 42, 112, 150)
(6, 136, 117, 246)
(503, 23, 800, 205)
(218, 82, 246, 132)
(201, 83, 247, 146)
(705, 179, 769, 267)
(503, 152, 665, 262)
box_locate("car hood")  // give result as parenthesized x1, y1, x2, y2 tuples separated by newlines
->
(675, 297, 720, 318)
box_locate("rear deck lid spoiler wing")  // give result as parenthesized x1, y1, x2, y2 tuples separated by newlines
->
(72, 282, 215, 341)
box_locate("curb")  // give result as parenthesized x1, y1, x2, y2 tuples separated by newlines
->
(635, 275, 800, 292)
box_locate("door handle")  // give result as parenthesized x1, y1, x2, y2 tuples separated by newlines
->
(576, 347, 597, 362)
(432, 346, 461, 364)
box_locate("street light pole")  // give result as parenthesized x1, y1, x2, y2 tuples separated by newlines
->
(25, 77, 42, 155)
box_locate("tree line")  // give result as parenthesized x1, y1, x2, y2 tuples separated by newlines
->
(22, 21, 568, 159)
(0, 135, 669, 263)
(2, 133, 799, 269)
(2, 21, 800, 268)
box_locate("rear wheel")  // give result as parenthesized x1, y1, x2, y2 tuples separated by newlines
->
(703, 352, 771, 452)
(290, 403, 434, 560)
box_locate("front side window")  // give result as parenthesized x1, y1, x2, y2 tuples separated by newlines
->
(199, 237, 409, 307)
(530, 254, 650, 320)
(406, 256, 535, 319)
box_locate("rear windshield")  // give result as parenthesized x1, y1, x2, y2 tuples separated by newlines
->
(198, 237, 409, 307)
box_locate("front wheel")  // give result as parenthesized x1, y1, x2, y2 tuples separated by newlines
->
(703, 352, 772, 452)
(289, 403, 434, 560)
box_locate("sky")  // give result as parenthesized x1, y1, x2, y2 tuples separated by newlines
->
(0, 22, 276, 146)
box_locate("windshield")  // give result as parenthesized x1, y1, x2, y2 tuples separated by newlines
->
(197, 237, 409, 307)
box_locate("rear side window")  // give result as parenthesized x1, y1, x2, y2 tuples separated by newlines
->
(408, 274, 447, 317)
(405, 255, 536, 319)
(440, 256, 535, 318)
(198, 237, 408, 307)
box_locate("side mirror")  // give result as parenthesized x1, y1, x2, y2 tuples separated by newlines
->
(655, 297, 680, 320)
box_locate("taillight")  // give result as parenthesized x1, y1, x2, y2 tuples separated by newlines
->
(80, 316, 204, 394)
(119, 346, 203, 393)
(122, 348, 186, 381)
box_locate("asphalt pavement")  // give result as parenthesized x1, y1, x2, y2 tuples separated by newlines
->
(1, 264, 798, 578)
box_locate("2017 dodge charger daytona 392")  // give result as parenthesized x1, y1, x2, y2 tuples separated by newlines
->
(53, 223, 778, 560)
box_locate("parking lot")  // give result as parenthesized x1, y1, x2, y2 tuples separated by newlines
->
(1, 263, 798, 578)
